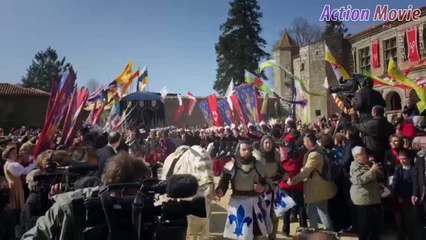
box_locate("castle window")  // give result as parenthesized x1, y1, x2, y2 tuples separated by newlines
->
(300, 63, 305, 71)
(358, 46, 370, 72)
(383, 37, 397, 70)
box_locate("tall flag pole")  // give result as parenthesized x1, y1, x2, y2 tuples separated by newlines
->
(187, 92, 197, 116)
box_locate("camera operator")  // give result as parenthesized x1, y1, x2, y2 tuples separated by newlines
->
(351, 76, 386, 122)
(22, 152, 150, 240)
(352, 105, 395, 167)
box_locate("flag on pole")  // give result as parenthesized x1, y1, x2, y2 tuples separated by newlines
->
(217, 98, 234, 126)
(234, 84, 260, 123)
(137, 66, 149, 92)
(187, 92, 197, 116)
(244, 70, 274, 94)
(64, 87, 89, 146)
(225, 80, 234, 111)
(160, 87, 168, 103)
(33, 69, 76, 156)
(258, 60, 324, 96)
(198, 100, 213, 125)
(207, 94, 223, 127)
(324, 44, 350, 80)
(121, 68, 140, 96)
(45, 79, 58, 124)
(230, 93, 247, 125)
(174, 94, 185, 122)
(387, 58, 426, 113)
(114, 61, 133, 85)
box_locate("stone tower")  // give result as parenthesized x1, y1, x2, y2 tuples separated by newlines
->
(273, 30, 299, 113)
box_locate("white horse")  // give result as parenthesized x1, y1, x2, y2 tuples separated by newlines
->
(161, 145, 215, 240)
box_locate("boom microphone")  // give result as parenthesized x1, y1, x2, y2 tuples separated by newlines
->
(166, 174, 199, 198)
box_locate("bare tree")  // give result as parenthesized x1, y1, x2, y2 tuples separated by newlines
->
(288, 17, 323, 46)
(86, 78, 101, 93)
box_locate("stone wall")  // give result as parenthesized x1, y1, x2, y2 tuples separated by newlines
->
(291, 35, 351, 123)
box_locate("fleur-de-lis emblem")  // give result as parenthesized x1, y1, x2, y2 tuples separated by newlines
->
(257, 201, 267, 223)
(274, 191, 288, 208)
(409, 41, 417, 54)
(229, 205, 252, 237)
(262, 192, 271, 208)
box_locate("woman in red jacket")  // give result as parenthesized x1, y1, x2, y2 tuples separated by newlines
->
(278, 134, 307, 237)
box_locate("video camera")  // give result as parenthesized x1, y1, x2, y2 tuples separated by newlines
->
(31, 164, 98, 213)
(79, 174, 206, 240)
(328, 74, 374, 109)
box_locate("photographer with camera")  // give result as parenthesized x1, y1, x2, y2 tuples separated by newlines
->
(351, 75, 386, 122)
(22, 152, 150, 240)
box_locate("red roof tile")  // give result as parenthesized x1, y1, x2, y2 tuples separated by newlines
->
(0, 83, 50, 97)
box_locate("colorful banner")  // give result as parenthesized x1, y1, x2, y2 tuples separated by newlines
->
(174, 94, 184, 122)
(114, 60, 133, 85)
(258, 60, 324, 96)
(217, 98, 234, 126)
(33, 69, 76, 156)
(230, 93, 246, 125)
(388, 58, 426, 113)
(371, 40, 380, 68)
(92, 102, 106, 125)
(207, 94, 223, 127)
(198, 100, 213, 125)
(406, 26, 420, 63)
(137, 66, 149, 92)
(64, 87, 89, 146)
(45, 79, 58, 124)
(244, 70, 273, 94)
(234, 84, 259, 123)
(60, 87, 77, 145)
(187, 92, 196, 116)
(324, 44, 350, 80)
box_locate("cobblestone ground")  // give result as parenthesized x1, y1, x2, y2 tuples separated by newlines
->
(205, 177, 399, 240)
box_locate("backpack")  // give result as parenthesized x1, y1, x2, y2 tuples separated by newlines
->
(312, 148, 341, 182)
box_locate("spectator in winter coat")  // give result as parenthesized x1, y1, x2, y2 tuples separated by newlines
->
(278, 134, 307, 236)
(353, 105, 395, 164)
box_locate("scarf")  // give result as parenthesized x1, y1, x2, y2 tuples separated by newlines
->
(391, 148, 401, 165)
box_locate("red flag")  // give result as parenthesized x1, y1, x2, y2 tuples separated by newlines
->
(60, 88, 77, 144)
(187, 92, 197, 116)
(230, 93, 247, 125)
(33, 70, 76, 156)
(64, 87, 89, 146)
(207, 94, 223, 127)
(91, 102, 106, 125)
(371, 40, 379, 68)
(406, 26, 420, 63)
(174, 94, 185, 122)
(45, 79, 58, 124)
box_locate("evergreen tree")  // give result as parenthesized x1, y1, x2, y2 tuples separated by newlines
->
(22, 47, 72, 92)
(214, 0, 269, 94)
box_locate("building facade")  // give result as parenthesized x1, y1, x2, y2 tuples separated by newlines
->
(273, 32, 351, 122)
(347, 7, 426, 119)
(0, 83, 50, 130)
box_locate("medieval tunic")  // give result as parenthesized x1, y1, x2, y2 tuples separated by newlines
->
(4, 159, 36, 210)
(217, 156, 269, 240)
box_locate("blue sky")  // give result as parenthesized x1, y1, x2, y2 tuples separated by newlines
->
(0, 0, 424, 96)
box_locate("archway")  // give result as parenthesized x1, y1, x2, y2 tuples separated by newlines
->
(385, 91, 402, 111)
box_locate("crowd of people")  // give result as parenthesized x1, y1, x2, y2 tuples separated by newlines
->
(0, 100, 426, 239)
